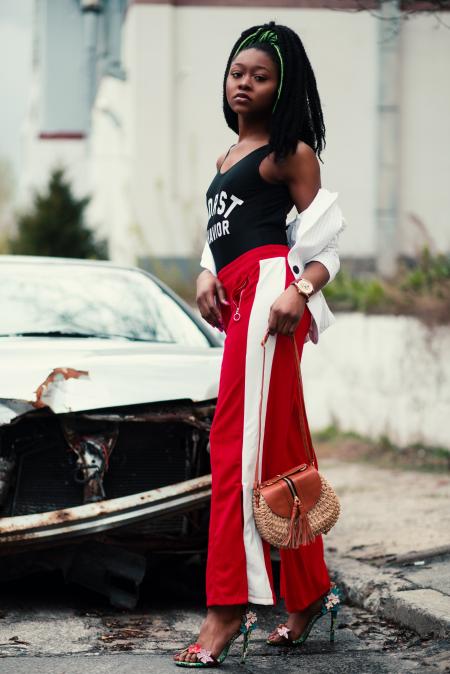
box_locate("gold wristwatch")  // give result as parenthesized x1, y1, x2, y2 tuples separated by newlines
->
(290, 277, 314, 302)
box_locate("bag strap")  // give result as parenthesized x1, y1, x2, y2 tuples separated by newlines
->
(253, 330, 315, 492)
(292, 337, 316, 467)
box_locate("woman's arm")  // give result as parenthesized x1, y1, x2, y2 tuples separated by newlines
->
(197, 242, 229, 330)
(196, 270, 229, 331)
(267, 142, 330, 336)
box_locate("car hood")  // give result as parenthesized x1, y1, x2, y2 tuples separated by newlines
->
(0, 337, 223, 422)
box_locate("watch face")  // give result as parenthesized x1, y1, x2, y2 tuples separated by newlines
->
(298, 279, 313, 294)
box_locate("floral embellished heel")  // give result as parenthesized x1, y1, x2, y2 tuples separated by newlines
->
(267, 585, 342, 647)
(174, 610, 257, 668)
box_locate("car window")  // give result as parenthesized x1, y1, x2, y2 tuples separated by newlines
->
(0, 264, 210, 347)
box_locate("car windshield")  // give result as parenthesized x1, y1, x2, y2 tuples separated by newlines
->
(0, 262, 210, 347)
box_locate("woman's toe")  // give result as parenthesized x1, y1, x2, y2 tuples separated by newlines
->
(267, 623, 291, 644)
(174, 650, 188, 662)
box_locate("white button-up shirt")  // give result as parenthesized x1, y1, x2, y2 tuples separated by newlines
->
(200, 187, 347, 344)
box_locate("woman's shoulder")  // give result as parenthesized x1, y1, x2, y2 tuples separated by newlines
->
(215, 150, 227, 172)
(272, 140, 318, 177)
(215, 143, 236, 172)
(260, 140, 319, 189)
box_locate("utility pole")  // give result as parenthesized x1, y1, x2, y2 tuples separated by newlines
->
(376, 0, 402, 278)
(80, 0, 102, 132)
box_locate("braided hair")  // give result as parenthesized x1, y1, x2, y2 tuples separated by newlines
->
(223, 21, 326, 163)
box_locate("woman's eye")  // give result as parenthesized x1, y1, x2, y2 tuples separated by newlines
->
(230, 72, 266, 81)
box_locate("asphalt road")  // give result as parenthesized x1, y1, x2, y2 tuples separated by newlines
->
(0, 557, 448, 674)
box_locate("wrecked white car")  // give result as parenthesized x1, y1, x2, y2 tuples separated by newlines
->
(0, 256, 222, 606)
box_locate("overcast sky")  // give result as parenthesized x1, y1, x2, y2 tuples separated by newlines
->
(0, 0, 33, 193)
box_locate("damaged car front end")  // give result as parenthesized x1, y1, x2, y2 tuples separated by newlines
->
(0, 256, 223, 607)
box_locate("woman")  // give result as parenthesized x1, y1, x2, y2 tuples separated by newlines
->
(174, 20, 346, 668)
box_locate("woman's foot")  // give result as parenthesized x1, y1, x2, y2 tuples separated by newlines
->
(267, 595, 325, 645)
(174, 605, 246, 664)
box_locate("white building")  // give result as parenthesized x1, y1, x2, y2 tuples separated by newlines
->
(20, 0, 450, 275)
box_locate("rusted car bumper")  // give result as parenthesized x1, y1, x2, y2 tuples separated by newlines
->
(0, 474, 211, 550)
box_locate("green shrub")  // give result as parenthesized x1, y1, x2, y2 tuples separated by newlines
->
(323, 246, 450, 324)
(323, 269, 387, 312)
(10, 167, 107, 259)
(401, 246, 450, 292)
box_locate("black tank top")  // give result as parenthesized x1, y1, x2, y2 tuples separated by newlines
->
(205, 144, 293, 272)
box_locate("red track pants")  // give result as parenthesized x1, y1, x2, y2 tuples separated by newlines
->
(206, 244, 331, 612)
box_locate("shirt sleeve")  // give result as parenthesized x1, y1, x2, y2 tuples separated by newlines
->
(286, 193, 346, 284)
(200, 240, 217, 276)
(307, 230, 341, 285)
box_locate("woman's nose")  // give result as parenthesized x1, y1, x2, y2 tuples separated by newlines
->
(238, 75, 251, 89)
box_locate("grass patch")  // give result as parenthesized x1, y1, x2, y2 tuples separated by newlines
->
(323, 246, 450, 326)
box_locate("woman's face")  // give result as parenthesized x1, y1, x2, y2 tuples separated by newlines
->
(226, 47, 279, 116)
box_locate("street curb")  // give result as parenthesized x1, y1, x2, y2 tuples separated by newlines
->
(326, 553, 450, 638)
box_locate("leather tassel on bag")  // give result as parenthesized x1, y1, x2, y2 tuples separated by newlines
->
(284, 497, 315, 548)
(285, 497, 301, 548)
(300, 508, 314, 546)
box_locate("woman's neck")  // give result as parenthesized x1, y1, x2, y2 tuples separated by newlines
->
(237, 117, 271, 144)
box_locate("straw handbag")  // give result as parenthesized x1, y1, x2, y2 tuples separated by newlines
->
(252, 333, 340, 549)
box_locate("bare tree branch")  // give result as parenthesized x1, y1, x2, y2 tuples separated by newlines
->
(328, 0, 450, 30)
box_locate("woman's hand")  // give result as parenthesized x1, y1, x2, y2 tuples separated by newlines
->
(267, 285, 307, 336)
(196, 270, 229, 330)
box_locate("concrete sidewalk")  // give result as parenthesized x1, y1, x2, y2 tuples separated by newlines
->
(321, 458, 450, 638)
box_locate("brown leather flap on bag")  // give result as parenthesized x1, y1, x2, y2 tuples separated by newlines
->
(260, 465, 321, 518)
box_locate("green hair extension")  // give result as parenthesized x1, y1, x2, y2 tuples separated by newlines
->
(232, 27, 284, 112)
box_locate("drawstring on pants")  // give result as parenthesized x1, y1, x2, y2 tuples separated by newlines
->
(232, 277, 249, 321)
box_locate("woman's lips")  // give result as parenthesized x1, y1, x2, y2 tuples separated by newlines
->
(234, 94, 251, 102)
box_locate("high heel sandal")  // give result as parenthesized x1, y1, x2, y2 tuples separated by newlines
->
(174, 610, 257, 668)
(266, 585, 342, 647)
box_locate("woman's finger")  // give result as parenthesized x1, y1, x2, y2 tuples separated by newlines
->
(215, 281, 230, 306)
(279, 317, 291, 336)
(198, 293, 218, 327)
(208, 299, 223, 327)
(203, 292, 223, 328)
(267, 307, 279, 335)
(286, 317, 299, 336)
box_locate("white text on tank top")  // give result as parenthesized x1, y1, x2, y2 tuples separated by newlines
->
(207, 190, 243, 244)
